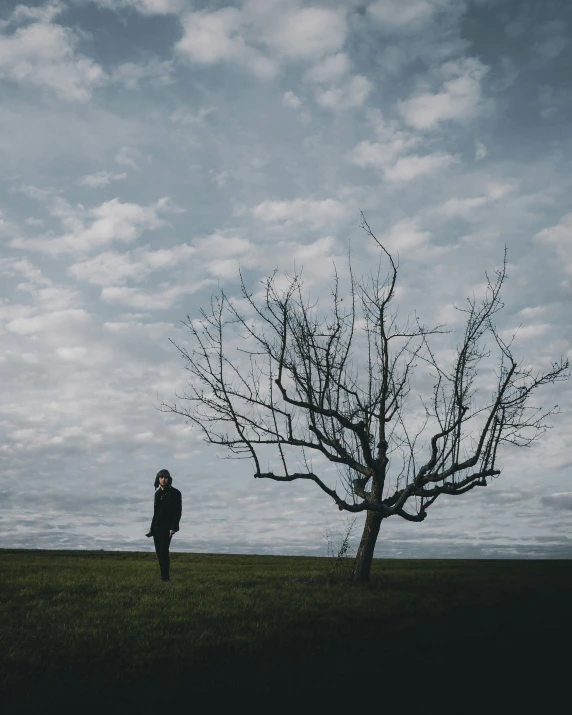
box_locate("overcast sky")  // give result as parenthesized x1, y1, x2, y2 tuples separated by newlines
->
(1, 0, 571, 559)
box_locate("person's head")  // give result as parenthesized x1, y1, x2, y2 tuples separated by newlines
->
(154, 469, 172, 489)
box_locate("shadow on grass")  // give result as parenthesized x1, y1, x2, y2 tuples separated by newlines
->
(2, 551, 571, 705)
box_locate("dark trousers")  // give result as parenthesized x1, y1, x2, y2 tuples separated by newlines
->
(152, 529, 172, 580)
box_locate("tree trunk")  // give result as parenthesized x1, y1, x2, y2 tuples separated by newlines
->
(353, 510, 383, 583)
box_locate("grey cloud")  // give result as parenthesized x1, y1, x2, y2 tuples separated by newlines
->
(540, 492, 572, 511)
(474, 489, 537, 506)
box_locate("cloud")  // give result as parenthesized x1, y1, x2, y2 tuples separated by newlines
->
(115, 146, 141, 168)
(533, 20, 570, 62)
(170, 106, 215, 125)
(536, 212, 572, 273)
(110, 57, 174, 90)
(96, 0, 187, 15)
(175, 2, 347, 78)
(0, 256, 51, 287)
(68, 251, 150, 286)
(2, 1, 65, 27)
(349, 109, 420, 162)
(437, 183, 514, 219)
(100, 281, 213, 310)
(282, 90, 302, 109)
(398, 57, 489, 129)
(78, 171, 128, 188)
(68, 244, 195, 286)
(251, 197, 350, 229)
(6, 308, 90, 336)
(302, 51, 369, 111)
(518, 306, 546, 320)
(500, 323, 551, 343)
(378, 218, 434, 257)
(257, 5, 347, 60)
(438, 196, 488, 217)
(541, 492, 572, 511)
(366, 0, 447, 34)
(384, 151, 457, 181)
(0, 17, 106, 101)
(475, 140, 488, 160)
(348, 109, 457, 181)
(12, 197, 179, 255)
(303, 52, 350, 83)
(175, 7, 276, 79)
(314, 74, 372, 110)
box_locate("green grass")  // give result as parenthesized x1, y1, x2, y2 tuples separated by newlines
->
(1, 549, 571, 706)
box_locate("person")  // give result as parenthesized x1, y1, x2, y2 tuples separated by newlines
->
(146, 469, 182, 582)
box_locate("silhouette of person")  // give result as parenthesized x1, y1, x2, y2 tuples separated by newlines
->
(146, 469, 182, 582)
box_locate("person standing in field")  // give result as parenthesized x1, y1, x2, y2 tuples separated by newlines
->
(146, 469, 182, 582)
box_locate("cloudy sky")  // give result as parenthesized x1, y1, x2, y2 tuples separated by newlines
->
(1, 0, 571, 559)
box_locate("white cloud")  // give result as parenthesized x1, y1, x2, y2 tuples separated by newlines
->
(500, 323, 551, 343)
(78, 171, 128, 188)
(100, 280, 213, 310)
(302, 51, 368, 112)
(282, 90, 302, 109)
(143, 243, 195, 268)
(6, 308, 90, 335)
(175, 3, 347, 78)
(251, 198, 350, 229)
(170, 106, 215, 125)
(69, 244, 196, 287)
(110, 58, 174, 90)
(303, 52, 350, 83)
(535, 213, 572, 273)
(398, 57, 489, 129)
(475, 140, 488, 160)
(349, 137, 415, 170)
(0, 19, 106, 101)
(0, 257, 50, 285)
(56, 346, 88, 362)
(518, 306, 547, 320)
(18, 285, 80, 312)
(115, 146, 141, 168)
(3, 1, 65, 27)
(68, 251, 150, 286)
(208, 169, 232, 188)
(437, 182, 514, 219)
(348, 109, 457, 181)
(188, 232, 254, 279)
(438, 195, 488, 218)
(260, 6, 347, 60)
(378, 218, 433, 256)
(315, 74, 373, 110)
(290, 234, 336, 265)
(384, 151, 458, 181)
(366, 0, 446, 34)
(175, 7, 276, 79)
(193, 233, 252, 259)
(12, 197, 178, 255)
(96, 0, 187, 15)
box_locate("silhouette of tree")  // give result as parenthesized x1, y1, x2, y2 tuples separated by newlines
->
(163, 214, 569, 582)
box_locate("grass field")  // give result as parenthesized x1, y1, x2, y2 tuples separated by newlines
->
(2, 549, 571, 707)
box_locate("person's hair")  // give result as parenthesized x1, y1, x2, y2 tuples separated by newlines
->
(154, 469, 172, 489)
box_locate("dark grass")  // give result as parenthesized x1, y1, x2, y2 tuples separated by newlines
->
(2, 549, 571, 707)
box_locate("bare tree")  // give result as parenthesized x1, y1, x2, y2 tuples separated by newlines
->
(162, 215, 569, 583)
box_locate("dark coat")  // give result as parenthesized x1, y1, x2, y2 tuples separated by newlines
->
(150, 486, 182, 533)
